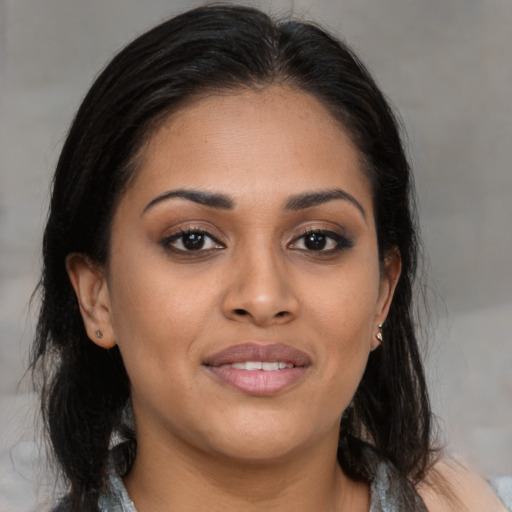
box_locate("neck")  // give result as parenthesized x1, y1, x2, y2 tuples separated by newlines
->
(124, 426, 369, 512)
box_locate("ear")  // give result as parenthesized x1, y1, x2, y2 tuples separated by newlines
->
(372, 247, 402, 350)
(65, 253, 116, 349)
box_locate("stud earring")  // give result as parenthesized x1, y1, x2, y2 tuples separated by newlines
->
(95, 329, 103, 339)
(376, 323, 383, 342)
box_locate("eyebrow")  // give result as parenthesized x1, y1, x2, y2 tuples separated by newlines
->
(142, 189, 234, 215)
(142, 186, 366, 220)
(285, 188, 366, 220)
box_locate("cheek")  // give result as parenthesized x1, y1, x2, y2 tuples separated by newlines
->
(108, 241, 220, 337)
(301, 263, 380, 400)
(106, 255, 219, 388)
(304, 262, 380, 342)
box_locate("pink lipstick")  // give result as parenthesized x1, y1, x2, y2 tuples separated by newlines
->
(203, 343, 310, 396)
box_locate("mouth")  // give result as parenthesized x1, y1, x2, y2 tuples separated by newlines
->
(203, 343, 310, 396)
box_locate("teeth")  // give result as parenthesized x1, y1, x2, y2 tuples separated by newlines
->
(245, 361, 262, 371)
(221, 361, 294, 371)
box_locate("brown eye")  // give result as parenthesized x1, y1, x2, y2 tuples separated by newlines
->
(161, 229, 224, 253)
(289, 230, 353, 253)
(304, 232, 328, 250)
(182, 232, 206, 250)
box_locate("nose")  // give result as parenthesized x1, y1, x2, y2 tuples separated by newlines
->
(221, 244, 299, 327)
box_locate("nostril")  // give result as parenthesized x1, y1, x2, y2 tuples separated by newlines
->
(234, 309, 248, 316)
(276, 311, 287, 318)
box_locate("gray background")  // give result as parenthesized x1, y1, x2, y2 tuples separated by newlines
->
(0, 0, 511, 510)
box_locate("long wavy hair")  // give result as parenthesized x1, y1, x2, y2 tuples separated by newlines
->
(32, 4, 435, 510)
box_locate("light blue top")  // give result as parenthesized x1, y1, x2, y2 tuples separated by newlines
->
(490, 476, 512, 511)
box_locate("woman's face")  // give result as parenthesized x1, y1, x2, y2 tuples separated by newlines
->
(72, 86, 399, 462)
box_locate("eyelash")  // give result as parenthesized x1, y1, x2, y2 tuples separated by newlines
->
(160, 228, 353, 255)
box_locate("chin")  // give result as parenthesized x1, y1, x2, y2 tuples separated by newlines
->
(208, 436, 307, 464)
(198, 411, 335, 464)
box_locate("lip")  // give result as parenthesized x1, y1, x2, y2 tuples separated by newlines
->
(203, 343, 311, 396)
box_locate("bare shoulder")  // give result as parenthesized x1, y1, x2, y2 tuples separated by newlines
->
(417, 457, 506, 512)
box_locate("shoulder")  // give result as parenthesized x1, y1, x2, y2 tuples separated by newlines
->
(417, 458, 506, 512)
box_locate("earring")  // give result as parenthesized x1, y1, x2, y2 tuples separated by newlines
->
(376, 323, 383, 342)
(95, 329, 103, 339)
(371, 324, 383, 352)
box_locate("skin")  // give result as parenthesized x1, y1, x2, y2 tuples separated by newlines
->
(66, 86, 503, 512)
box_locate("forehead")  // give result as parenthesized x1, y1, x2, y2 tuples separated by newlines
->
(125, 86, 373, 214)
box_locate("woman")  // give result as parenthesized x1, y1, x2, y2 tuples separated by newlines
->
(31, 4, 507, 511)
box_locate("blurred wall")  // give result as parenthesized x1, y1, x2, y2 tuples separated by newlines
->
(1, 0, 511, 509)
